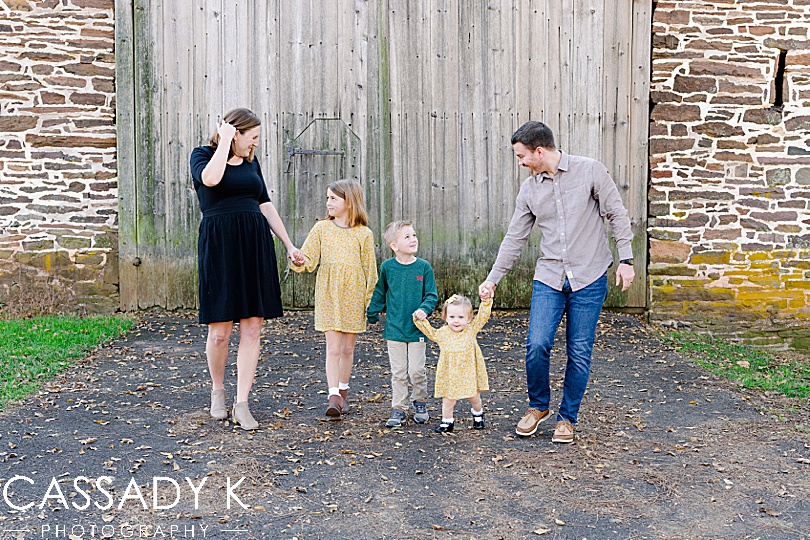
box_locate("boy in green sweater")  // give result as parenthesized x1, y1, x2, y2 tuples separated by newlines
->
(368, 220, 439, 427)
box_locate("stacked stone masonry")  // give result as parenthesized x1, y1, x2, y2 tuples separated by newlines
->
(651, 0, 810, 347)
(0, 0, 117, 313)
(3, 0, 810, 344)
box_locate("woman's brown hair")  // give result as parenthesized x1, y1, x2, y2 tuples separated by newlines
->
(325, 179, 368, 227)
(208, 108, 261, 162)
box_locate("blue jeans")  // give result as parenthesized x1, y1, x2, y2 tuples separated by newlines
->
(525, 274, 607, 424)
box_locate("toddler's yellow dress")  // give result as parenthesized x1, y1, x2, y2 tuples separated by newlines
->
(291, 219, 378, 333)
(413, 299, 492, 399)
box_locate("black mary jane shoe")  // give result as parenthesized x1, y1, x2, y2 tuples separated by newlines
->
(434, 421, 455, 433)
(472, 414, 485, 430)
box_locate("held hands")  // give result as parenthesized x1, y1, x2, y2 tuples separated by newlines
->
(217, 121, 237, 142)
(478, 280, 496, 301)
(287, 246, 305, 266)
(412, 309, 427, 321)
(616, 262, 635, 292)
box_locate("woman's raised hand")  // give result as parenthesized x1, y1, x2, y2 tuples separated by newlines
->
(218, 121, 237, 141)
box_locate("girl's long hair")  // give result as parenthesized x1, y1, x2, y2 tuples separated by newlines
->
(208, 108, 261, 162)
(326, 179, 368, 227)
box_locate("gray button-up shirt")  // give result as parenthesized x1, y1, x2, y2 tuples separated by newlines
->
(486, 152, 634, 292)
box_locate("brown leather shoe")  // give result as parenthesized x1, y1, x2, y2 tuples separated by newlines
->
(339, 388, 350, 414)
(515, 408, 551, 437)
(325, 394, 343, 420)
(552, 420, 575, 444)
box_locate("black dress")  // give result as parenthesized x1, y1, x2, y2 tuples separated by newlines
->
(190, 146, 283, 324)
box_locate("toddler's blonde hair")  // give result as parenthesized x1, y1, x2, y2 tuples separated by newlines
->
(441, 294, 473, 321)
(383, 220, 414, 246)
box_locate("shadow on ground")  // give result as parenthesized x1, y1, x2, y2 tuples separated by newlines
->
(0, 310, 807, 540)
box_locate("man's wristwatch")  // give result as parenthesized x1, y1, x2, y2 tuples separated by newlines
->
(619, 258, 634, 266)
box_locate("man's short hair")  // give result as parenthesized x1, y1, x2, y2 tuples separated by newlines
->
(511, 121, 556, 150)
(383, 220, 414, 246)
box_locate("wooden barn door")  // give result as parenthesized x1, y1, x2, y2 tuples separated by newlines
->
(116, 0, 201, 311)
(116, 0, 651, 311)
(281, 119, 363, 307)
(382, 0, 651, 309)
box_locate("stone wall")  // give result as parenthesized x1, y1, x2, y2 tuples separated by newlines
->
(650, 0, 810, 348)
(4, 0, 810, 337)
(0, 0, 117, 314)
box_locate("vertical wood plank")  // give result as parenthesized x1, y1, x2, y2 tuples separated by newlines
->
(374, 0, 393, 241)
(437, 0, 462, 298)
(133, 0, 167, 309)
(386, 0, 407, 224)
(628, 0, 651, 308)
(363, 0, 384, 238)
(602, 0, 631, 188)
(165, 0, 198, 308)
(115, 0, 137, 311)
(484, 0, 512, 262)
(571, 0, 602, 158)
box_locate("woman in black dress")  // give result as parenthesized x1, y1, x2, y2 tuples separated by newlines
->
(190, 108, 303, 430)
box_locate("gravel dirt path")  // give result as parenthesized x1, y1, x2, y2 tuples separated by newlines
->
(0, 310, 807, 540)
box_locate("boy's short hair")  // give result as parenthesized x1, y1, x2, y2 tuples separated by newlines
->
(383, 220, 414, 246)
(441, 294, 474, 321)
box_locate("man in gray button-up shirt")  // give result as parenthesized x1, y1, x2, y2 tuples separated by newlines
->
(479, 121, 635, 444)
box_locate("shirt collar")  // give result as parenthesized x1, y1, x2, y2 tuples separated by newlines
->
(537, 150, 569, 182)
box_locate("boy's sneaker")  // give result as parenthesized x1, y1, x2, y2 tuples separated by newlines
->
(413, 400, 429, 423)
(386, 408, 407, 428)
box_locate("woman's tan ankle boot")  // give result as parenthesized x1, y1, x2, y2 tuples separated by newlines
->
(232, 401, 259, 430)
(210, 389, 227, 420)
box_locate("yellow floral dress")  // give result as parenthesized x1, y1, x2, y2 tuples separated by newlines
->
(413, 299, 492, 400)
(291, 219, 378, 333)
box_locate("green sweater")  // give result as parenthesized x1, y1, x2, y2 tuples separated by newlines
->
(367, 257, 438, 342)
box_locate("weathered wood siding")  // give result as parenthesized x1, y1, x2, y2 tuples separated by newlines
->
(116, 0, 651, 310)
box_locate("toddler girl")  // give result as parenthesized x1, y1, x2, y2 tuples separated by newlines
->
(413, 294, 493, 432)
(291, 179, 378, 420)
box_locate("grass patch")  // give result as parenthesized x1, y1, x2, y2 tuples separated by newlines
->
(0, 315, 135, 410)
(666, 332, 810, 399)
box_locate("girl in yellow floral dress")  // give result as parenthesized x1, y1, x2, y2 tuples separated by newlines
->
(291, 180, 378, 420)
(413, 294, 493, 432)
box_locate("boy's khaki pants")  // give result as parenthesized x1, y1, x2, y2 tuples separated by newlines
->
(387, 340, 428, 410)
